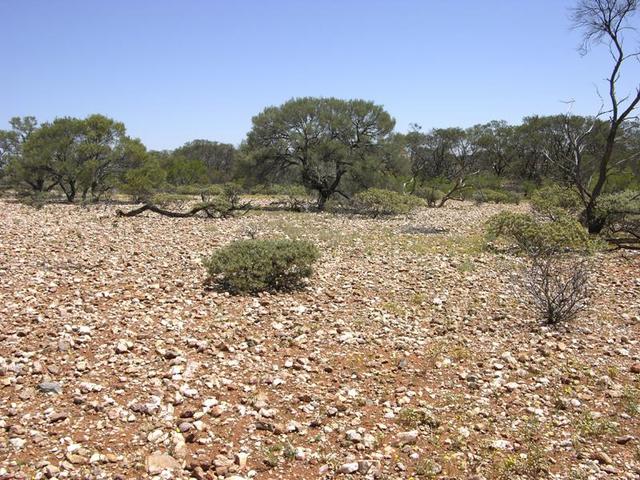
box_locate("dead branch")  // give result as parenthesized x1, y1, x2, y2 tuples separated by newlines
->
(116, 201, 251, 219)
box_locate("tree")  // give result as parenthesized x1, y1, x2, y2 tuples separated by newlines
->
(162, 154, 208, 186)
(404, 125, 479, 206)
(0, 116, 38, 183)
(18, 115, 138, 202)
(569, 0, 640, 233)
(0, 117, 37, 168)
(173, 140, 237, 183)
(475, 120, 516, 177)
(245, 97, 395, 210)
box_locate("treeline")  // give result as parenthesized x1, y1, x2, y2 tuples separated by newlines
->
(1, 97, 638, 209)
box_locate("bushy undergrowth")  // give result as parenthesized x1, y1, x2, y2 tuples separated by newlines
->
(486, 211, 594, 325)
(530, 184, 583, 219)
(596, 190, 640, 249)
(353, 188, 424, 217)
(203, 239, 319, 294)
(472, 188, 521, 205)
(486, 211, 594, 256)
(413, 186, 444, 207)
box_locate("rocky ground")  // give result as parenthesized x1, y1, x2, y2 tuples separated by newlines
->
(0, 198, 639, 480)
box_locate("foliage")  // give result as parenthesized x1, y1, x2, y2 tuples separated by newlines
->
(245, 97, 395, 210)
(472, 188, 520, 205)
(0, 116, 37, 181)
(595, 190, 640, 249)
(173, 139, 237, 183)
(6, 114, 142, 202)
(203, 239, 319, 294)
(163, 155, 208, 186)
(120, 158, 166, 201)
(413, 185, 444, 207)
(486, 211, 595, 256)
(404, 125, 480, 207)
(530, 184, 583, 219)
(353, 188, 424, 217)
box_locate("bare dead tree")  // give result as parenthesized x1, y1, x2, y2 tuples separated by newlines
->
(569, 0, 640, 233)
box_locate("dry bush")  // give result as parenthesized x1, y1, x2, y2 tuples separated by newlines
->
(524, 255, 589, 325)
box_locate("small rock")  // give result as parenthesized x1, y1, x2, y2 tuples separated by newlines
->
(591, 451, 613, 465)
(146, 453, 182, 474)
(339, 462, 359, 474)
(616, 435, 634, 444)
(38, 382, 62, 394)
(393, 430, 418, 446)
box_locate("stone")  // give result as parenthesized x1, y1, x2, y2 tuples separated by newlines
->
(339, 462, 359, 474)
(38, 381, 62, 394)
(616, 435, 634, 444)
(145, 453, 182, 474)
(235, 452, 248, 469)
(591, 451, 613, 465)
(393, 430, 418, 446)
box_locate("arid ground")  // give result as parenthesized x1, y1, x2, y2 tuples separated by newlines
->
(1, 199, 639, 480)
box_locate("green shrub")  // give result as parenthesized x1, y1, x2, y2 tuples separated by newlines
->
(274, 185, 311, 211)
(414, 186, 444, 207)
(472, 188, 521, 205)
(595, 190, 640, 249)
(353, 188, 424, 217)
(596, 190, 640, 222)
(486, 211, 594, 256)
(530, 185, 582, 219)
(467, 173, 503, 190)
(203, 239, 319, 294)
(151, 192, 189, 205)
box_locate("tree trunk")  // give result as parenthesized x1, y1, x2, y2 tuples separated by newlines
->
(317, 191, 330, 211)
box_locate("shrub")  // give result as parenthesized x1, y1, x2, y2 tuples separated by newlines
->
(203, 239, 319, 294)
(486, 211, 594, 256)
(273, 185, 312, 211)
(524, 255, 589, 325)
(530, 184, 582, 219)
(353, 188, 424, 217)
(414, 186, 444, 207)
(151, 192, 189, 205)
(595, 190, 640, 249)
(472, 188, 520, 205)
(468, 173, 503, 190)
(120, 159, 166, 201)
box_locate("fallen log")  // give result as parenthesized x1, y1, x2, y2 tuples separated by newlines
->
(116, 201, 251, 219)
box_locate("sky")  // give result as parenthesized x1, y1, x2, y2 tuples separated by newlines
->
(1, 0, 639, 150)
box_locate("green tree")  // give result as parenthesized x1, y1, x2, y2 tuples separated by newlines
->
(404, 125, 480, 206)
(173, 140, 237, 183)
(18, 114, 139, 202)
(163, 154, 208, 186)
(475, 120, 516, 177)
(245, 97, 395, 210)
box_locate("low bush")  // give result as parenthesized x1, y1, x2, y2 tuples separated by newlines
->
(486, 211, 595, 256)
(596, 190, 640, 250)
(203, 239, 319, 294)
(353, 188, 424, 217)
(472, 188, 520, 205)
(414, 186, 444, 207)
(273, 185, 312, 211)
(151, 192, 189, 205)
(530, 184, 582, 219)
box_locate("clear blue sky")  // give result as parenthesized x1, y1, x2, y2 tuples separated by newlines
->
(1, 0, 638, 150)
